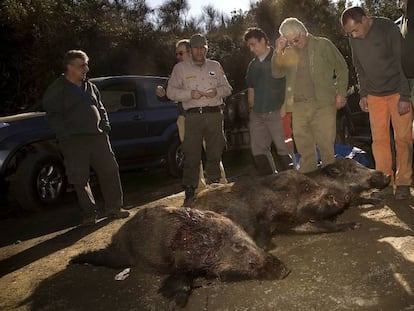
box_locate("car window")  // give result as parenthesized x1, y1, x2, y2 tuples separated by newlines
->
(142, 79, 177, 109)
(99, 82, 137, 112)
(100, 90, 136, 112)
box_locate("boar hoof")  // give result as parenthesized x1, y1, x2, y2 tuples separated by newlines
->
(158, 273, 194, 307)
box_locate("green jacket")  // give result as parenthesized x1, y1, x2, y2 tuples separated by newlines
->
(271, 34, 348, 111)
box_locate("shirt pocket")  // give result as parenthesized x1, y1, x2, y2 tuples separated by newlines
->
(184, 75, 199, 90)
(207, 72, 219, 89)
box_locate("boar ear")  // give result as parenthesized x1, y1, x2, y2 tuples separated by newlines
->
(231, 243, 244, 253)
(325, 166, 342, 178)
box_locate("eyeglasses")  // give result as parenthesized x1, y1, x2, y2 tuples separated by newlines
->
(287, 34, 302, 46)
(176, 51, 188, 56)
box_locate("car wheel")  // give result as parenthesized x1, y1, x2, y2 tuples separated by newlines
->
(167, 137, 184, 178)
(10, 151, 67, 211)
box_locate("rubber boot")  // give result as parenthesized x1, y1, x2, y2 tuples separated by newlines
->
(182, 185, 196, 207)
(253, 154, 276, 176)
(277, 154, 294, 171)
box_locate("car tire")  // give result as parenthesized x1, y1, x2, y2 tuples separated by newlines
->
(167, 137, 184, 178)
(10, 151, 67, 211)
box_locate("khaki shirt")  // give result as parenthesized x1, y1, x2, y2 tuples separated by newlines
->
(294, 44, 316, 102)
(167, 58, 233, 110)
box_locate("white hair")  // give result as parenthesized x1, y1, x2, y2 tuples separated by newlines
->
(279, 18, 308, 37)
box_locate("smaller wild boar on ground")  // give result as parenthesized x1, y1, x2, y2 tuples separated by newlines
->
(192, 170, 358, 250)
(70, 205, 289, 308)
(306, 158, 391, 206)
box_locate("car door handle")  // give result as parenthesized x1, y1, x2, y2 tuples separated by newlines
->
(133, 114, 144, 121)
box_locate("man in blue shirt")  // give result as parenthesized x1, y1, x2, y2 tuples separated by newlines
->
(244, 27, 292, 174)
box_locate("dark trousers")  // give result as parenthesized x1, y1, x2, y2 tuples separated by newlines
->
(182, 111, 226, 187)
(58, 134, 123, 216)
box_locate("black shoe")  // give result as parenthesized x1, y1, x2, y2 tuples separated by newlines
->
(99, 209, 130, 220)
(109, 210, 130, 219)
(371, 186, 394, 199)
(206, 179, 220, 185)
(253, 154, 276, 176)
(182, 186, 196, 207)
(80, 214, 96, 227)
(395, 185, 411, 200)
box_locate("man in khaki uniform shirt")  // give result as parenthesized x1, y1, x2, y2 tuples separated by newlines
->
(167, 33, 232, 206)
(156, 39, 227, 191)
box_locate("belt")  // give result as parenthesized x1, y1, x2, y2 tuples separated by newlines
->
(186, 106, 222, 114)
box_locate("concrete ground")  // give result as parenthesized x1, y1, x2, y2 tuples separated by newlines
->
(0, 154, 414, 310)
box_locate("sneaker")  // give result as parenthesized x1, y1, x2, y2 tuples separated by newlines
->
(395, 185, 411, 200)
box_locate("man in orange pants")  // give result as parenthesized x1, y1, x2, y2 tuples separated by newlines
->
(342, 7, 412, 199)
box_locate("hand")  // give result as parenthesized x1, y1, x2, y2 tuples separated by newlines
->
(156, 85, 166, 97)
(398, 100, 411, 115)
(335, 95, 346, 110)
(201, 88, 217, 98)
(359, 96, 368, 112)
(275, 36, 288, 54)
(191, 90, 203, 99)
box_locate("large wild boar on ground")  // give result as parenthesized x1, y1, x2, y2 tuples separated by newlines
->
(70, 205, 289, 308)
(192, 170, 358, 250)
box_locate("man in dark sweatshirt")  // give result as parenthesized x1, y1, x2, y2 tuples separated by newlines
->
(43, 50, 129, 225)
(401, 0, 414, 99)
(341, 7, 412, 200)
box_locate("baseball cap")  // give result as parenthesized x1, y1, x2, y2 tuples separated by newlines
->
(190, 34, 208, 48)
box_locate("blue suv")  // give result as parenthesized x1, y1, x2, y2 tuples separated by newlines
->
(0, 75, 183, 210)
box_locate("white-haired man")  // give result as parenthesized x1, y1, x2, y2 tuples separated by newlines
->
(271, 18, 349, 173)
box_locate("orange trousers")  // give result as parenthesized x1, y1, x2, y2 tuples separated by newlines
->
(367, 94, 413, 186)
